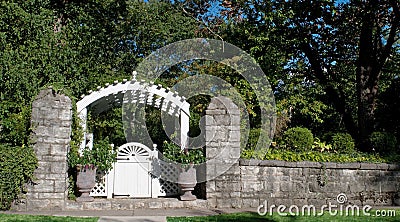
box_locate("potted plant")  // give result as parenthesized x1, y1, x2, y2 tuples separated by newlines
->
(162, 141, 205, 201)
(69, 137, 117, 202)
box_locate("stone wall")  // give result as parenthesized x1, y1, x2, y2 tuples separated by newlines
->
(20, 88, 72, 210)
(204, 97, 400, 209)
(205, 96, 241, 208)
(238, 160, 400, 208)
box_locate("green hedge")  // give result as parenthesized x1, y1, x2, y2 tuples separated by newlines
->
(331, 132, 356, 154)
(283, 127, 314, 152)
(0, 144, 37, 210)
(241, 148, 397, 163)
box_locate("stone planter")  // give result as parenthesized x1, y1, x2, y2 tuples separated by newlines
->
(177, 166, 197, 201)
(76, 166, 97, 202)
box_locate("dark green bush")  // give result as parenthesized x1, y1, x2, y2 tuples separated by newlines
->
(0, 144, 37, 210)
(246, 128, 261, 150)
(369, 132, 397, 154)
(331, 133, 355, 154)
(283, 127, 314, 152)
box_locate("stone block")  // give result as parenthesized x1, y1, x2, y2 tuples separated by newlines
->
(336, 163, 361, 169)
(387, 164, 400, 171)
(51, 144, 69, 156)
(324, 162, 337, 169)
(280, 182, 293, 192)
(36, 161, 52, 174)
(284, 162, 297, 168)
(84, 201, 111, 210)
(58, 109, 72, 121)
(26, 199, 51, 211)
(259, 160, 286, 167)
(30, 180, 54, 193)
(207, 198, 217, 208)
(51, 162, 67, 174)
(205, 109, 226, 115)
(216, 198, 233, 208)
(40, 173, 68, 180)
(242, 198, 260, 208)
(34, 143, 51, 156)
(215, 181, 241, 191)
(65, 201, 84, 210)
(148, 201, 163, 209)
(213, 130, 228, 142)
(206, 180, 216, 192)
(239, 159, 260, 166)
(54, 180, 67, 192)
(360, 163, 378, 170)
(44, 110, 58, 120)
(214, 115, 231, 125)
(38, 192, 64, 199)
(111, 201, 133, 210)
(229, 130, 240, 142)
(296, 161, 322, 168)
(264, 181, 280, 192)
(242, 181, 263, 192)
(133, 201, 145, 208)
(34, 126, 54, 137)
(53, 127, 71, 139)
(207, 192, 222, 199)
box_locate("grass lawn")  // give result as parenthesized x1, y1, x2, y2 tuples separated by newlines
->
(0, 214, 98, 222)
(167, 211, 400, 222)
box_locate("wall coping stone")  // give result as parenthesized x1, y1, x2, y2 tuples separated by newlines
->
(239, 158, 400, 170)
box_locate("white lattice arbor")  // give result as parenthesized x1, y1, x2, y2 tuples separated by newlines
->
(76, 76, 190, 153)
(77, 74, 189, 198)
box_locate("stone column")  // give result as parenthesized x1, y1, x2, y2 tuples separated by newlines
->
(25, 88, 72, 210)
(205, 96, 241, 208)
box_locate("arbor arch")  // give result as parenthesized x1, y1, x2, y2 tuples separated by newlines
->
(76, 75, 190, 152)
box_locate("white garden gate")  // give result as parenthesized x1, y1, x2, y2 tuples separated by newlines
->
(110, 143, 158, 198)
(76, 73, 188, 198)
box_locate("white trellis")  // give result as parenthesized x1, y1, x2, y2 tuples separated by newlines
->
(77, 73, 190, 198)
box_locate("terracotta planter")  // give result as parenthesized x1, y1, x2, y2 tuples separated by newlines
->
(76, 166, 97, 202)
(177, 166, 197, 201)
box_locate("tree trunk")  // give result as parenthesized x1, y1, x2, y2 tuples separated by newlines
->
(356, 1, 380, 152)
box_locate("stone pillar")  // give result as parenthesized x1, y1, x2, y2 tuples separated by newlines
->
(205, 96, 241, 208)
(25, 88, 72, 210)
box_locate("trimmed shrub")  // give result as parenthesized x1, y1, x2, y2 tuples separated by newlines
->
(369, 132, 397, 154)
(283, 127, 314, 152)
(331, 133, 355, 154)
(0, 144, 37, 210)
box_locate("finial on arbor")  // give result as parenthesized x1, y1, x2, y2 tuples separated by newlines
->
(132, 71, 137, 81)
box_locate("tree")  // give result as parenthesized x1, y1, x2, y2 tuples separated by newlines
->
(0, 0, 198, 146)
(221, 0, 400, 151)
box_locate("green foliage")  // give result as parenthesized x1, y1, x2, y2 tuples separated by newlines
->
(246, 128, 261, 150)
(0, 144, 37, 210)
(162, 141, 205, 165)
(241, 148, 397, 164)
(369, 132, 398, 154)
(0, 106, 31, 146)
(283, 127, 314, 152)
(69, 137, 117, 172)
(330, 133, 356, 154)
(312, 137, 333, 153)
